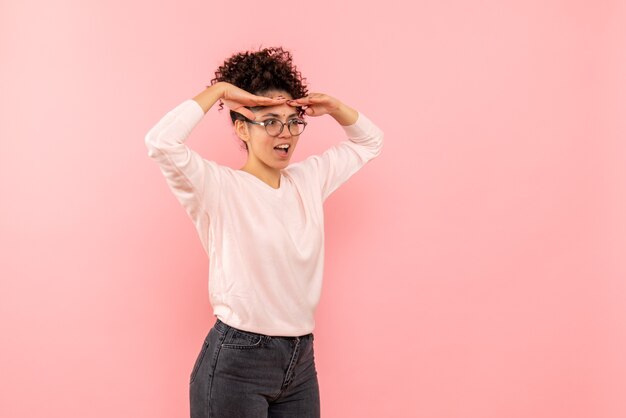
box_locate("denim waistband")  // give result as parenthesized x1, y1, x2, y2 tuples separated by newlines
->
(214, 318, 313, 340)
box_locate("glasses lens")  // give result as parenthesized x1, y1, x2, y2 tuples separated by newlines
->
(264, 119, 283, 136)
(288, 119, 306, 136)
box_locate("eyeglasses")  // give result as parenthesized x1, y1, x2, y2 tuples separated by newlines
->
(241, 116, 307, 137)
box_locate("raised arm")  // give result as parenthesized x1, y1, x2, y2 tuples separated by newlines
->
(193, 82, 288, 117)
(287, 93, 384, 201)
(288, 92, 359, 125)
(144, 83, 289, 245)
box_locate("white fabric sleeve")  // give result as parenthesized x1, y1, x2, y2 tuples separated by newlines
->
(144, 99, 221, 241)
(302, 112, 384, 202)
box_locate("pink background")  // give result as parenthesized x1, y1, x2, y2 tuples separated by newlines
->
(1, 1, 625, 417)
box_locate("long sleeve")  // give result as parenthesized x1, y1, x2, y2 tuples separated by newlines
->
(144, 102, 383, 336)
(298, 112, 384, 202)
(144, 99, 222, 249)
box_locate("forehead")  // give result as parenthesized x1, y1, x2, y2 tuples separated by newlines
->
(262, 90, 292, 99)
(250, 90, 298, 118)
(255, 103, 298, 118)
(252, 90, 298, 118)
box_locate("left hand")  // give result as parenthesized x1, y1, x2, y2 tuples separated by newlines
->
(287, 93, 342, 117)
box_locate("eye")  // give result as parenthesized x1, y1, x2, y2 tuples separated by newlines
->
(288, 119, 305, 126)
(264, 119, 281, 126)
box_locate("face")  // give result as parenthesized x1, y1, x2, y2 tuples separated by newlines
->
(236, 90, 304, 171)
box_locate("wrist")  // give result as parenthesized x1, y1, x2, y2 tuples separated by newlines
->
(330, 102, 358, 126)
(210, 82, 228, 98)
(194, 82, 227, 114)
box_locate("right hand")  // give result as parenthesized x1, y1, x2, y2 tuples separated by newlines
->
(219, 82, 287, 120)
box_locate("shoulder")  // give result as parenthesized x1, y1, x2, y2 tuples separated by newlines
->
(284, 154, 322, 179)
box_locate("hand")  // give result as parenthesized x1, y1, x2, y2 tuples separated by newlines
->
(220, 82, 288, 120)
(288, 92, 358, 125)
(287, 93, 342, 117)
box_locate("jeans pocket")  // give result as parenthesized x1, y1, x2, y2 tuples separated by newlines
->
(189, 338, 210, 385)
(221, 328, 266, 350)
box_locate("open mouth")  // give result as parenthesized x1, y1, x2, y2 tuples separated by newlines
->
(274, 144, 290, 156)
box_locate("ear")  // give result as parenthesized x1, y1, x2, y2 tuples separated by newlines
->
(234, 119, 250, 142)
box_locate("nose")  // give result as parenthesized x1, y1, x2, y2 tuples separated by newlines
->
(278, 123, 293, 138)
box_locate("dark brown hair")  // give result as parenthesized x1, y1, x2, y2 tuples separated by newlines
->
(210, 46, 308, 126)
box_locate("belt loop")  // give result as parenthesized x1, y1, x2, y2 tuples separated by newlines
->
(214, 318, 229, 335)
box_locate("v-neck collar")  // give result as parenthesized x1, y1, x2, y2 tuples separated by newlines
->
(236, 169, 286, 196)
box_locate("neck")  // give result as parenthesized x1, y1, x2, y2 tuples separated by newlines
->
(239, 162, 282, 189)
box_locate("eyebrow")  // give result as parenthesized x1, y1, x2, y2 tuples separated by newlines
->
(261, 112, 299, 118)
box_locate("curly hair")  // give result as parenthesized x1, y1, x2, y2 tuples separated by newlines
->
(209, 46, 308, 125)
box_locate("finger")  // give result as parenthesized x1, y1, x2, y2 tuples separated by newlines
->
(288, 96, 324, 106)
(290, 96, 315, 104)
(253, 95, 288, 106)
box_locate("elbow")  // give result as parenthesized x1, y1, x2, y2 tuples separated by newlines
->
(361, 129, 384, 161)
(371, 129, 384, 158)
(144, 130, 162, 159)
(144, 132, 155, 156)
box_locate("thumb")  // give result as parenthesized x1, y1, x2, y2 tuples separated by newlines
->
(233, 106, 256, 120)
(305, 107, 315, 116)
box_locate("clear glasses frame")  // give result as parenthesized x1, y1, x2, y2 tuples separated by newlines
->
(242, 116, 307, 137)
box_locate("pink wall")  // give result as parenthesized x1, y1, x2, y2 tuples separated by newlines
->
(1, 1, 625, 417)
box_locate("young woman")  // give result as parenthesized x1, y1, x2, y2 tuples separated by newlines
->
(144, 47, 384, 418)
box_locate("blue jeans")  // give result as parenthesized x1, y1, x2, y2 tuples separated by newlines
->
(189, 318, 320, 417)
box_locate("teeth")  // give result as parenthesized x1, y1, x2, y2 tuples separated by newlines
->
(276, 144, 289, 149)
